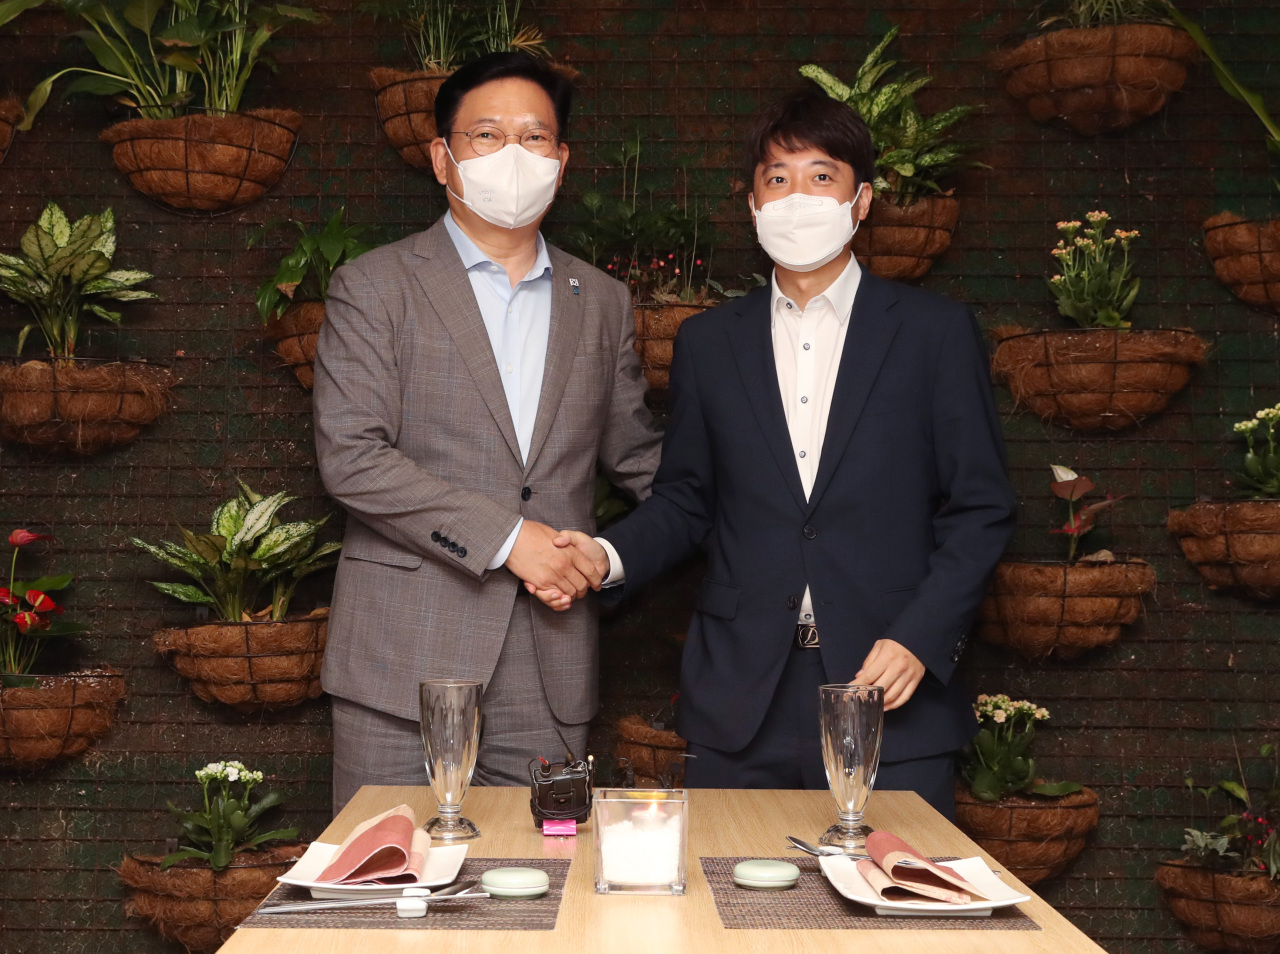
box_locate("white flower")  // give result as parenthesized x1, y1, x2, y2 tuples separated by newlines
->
(226, 766, 240, 782)
(1236, 420, 1260, 434)
(1051, 464, 1078, 483)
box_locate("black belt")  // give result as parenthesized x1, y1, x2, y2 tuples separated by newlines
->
(794, 623, 820, 649)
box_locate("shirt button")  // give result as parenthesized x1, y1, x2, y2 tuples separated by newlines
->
(798, 450, 807, 459)
(505, 364, 514, 373)
(800, 396, 808, 404)
(785, 302, 793, 309)
(803, 343, 811, 350)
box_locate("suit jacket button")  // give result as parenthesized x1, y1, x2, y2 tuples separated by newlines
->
(448, 542, 458, 552)
(439, 536, 450, 547)
(802, 525, 817, 540)
(787, 595, 799, 610)
(431, 531, 441, 542)
(457, 546, 467, 558)
(521, 486, 532, 501)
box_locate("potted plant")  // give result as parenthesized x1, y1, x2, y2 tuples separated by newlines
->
(0, 528, 126, 769)
(1169, 402, 1280, 602)
(954, 694, 1099, 885)
(990, 210, 1208, 430)
(248, 209, 381, 389)
(120, 759, 304, 953)
(1165, 4, 1280, 317)
(0, 201, 173, 455)
(1155, 744, 1280, 952)
(613, 693, 688, 788)
(131, 479, 341, 711)
(978, 465, 1156, 659)
(0, 96, 21, 167)
(991, 0, 1198, 135)
(801, 26, 980, 281)
(20, 0, 318, 213)
(366, 0, 552, 171)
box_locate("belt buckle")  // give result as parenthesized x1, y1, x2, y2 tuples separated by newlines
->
(795, 623, 820, 649)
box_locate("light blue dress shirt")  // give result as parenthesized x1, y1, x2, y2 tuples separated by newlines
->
(442, 212, 554, 569)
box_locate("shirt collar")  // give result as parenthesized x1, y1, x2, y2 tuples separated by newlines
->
(769, 252, 862, 324)
(442, 211, 553, 282)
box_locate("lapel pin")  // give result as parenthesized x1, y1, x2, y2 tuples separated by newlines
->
(569, 278, 580, 295)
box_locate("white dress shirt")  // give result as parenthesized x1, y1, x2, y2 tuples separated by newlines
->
(442, 212, 554, 569)
(599, 254, 863, 628)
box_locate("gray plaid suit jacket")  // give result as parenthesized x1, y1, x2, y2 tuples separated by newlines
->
(313, 217, 660, 725)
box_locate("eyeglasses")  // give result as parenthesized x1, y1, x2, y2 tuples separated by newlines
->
(448, 125, 559, 157)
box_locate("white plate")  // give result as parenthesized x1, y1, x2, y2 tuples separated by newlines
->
(278, 841, 469, 899)
(818, 855, 1031, 917)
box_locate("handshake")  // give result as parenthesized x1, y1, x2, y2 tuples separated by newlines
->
(503, 520, 611, 612)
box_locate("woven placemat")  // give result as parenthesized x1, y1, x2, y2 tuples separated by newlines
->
(237, 858, 570, 932)
(700, 857, 1041, 931)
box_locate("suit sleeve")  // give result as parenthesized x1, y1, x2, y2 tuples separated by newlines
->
(881, 307, 1017, 684)
(601, 320, 715, 594)
(313, 263, 521, 579)
(596, 280, 661, 504)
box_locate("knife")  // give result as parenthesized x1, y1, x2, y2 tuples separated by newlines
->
(258, 879, 485, 914)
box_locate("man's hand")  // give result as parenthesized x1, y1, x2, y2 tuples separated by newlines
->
(505, 521, 602, 599)
(853, 639, 926, 711)
(522, 531, 612, 613)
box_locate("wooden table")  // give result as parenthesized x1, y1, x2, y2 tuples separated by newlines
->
(218, 786, 1107, 954)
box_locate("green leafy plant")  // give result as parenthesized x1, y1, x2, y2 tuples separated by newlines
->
(960, 694, 1083, 802)
(800, 25, 980, 206)
(1049, 465, 1125, 562)
(1182, 743, 1280, 879)
(0, 202, 157, 359)
(0, 0, 50, 26)
(364, 0, 546, 74)
(1232, 403, 1280, 498)
(0, 530, 86, 687)
(1039, 0, 1171, 29)
(131, 479, 341, 622)
(162, 760, 297, 870)
(1048, 211, 1141, 329)
(20, 0, 318, 129)
(248, 208, 381, 324)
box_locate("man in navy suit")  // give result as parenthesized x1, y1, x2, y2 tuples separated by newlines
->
(536, 86, 1016, 819)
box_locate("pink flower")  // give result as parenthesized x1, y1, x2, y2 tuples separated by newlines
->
(13, 611, 41, 634)
(0, 588, 14, 606)
(24, 590, 55, 612)
(9, 529, 54, 547)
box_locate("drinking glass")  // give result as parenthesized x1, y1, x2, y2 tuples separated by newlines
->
(419, 679, 483, 840)
(818, 684, 884, 853)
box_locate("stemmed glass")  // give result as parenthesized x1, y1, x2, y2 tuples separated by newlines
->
(818, 684, 884, 853)
(418, 679, 483, 841)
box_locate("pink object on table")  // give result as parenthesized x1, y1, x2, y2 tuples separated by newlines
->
(542, 819, 577, 837)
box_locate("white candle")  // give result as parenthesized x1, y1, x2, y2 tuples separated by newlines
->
(599, 804, 682, 885)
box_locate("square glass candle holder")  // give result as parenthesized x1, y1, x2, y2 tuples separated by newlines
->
(593, 788, 688, 895)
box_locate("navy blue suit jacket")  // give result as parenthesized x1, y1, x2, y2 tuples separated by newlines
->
(602, 274, 1017, 762)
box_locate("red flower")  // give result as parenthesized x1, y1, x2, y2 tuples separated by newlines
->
(8, 529, 54, 547)
(13, 611, 41, 633)
(24, 589, 55, 612)
(0, 587, 14, 606)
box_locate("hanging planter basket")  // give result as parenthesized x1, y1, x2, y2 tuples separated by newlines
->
(1168, 500, 1280, 601)
(976, 559, 1157, 659)
(953, 782, 1099, 885)
(614, 714, 687, 787)
(633, 302, 716, 390)
(989, 326, 1207, 431)
(152, 609, 327, 713)
(264, 300, 324, 389)
(101, 109, 302, 214)
(370, 67, 450, 171)
(991, 24, 1198, 135)
(0, 358, 174, 455)
(0, 667, 126, 770)
(1202, 212, 1280, 316)
(120, 843, 306, 954)
(1155, 860, 1280, 954)
(0, 96, 22, 167)
(851, 194, 959, 281)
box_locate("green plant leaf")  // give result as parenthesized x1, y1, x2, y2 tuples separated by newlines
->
(229, 491, 296, 556)
(160, 847, 211, 869)
(0, 0, 48, 29)
(123, 0, 165, 33)
(1, 673, 38, 688)
(38, 202, 70, 247)
(150, 581, 216, 605)
(62, 73, 134, 97)
(20, 573, 73, 592)
(1029, 780, 1083, 797)
(1217, 779, 1249, 805)
(68, 250, 111, 284)
(181, 527, 226, 565)
(46, 214, 104, 279)
(86, 303, 122, 324)
(211, 498, 248, 539)
(251, 520, 316, 563)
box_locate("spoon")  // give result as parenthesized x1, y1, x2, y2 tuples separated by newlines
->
(786, 836, 852, 857)
(258, 879, 486, 914)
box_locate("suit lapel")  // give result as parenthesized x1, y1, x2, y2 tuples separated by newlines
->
(728, 289, 809, 512)
(805, 273, 902, 515)
(524, 246, 584, 475)
(409, 222, 522, 466)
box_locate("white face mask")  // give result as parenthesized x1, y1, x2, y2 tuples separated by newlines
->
(446, 142, 562, 229)
(751, 184, 865, 272)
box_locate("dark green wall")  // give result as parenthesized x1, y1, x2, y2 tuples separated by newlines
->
(1, 1, 1278, 950)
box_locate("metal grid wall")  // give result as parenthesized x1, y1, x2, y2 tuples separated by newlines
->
(1, 0, 1278, 950)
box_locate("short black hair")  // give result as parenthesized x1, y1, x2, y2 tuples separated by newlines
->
(435, 52, 574, 142)
(745, 83, 876, 187)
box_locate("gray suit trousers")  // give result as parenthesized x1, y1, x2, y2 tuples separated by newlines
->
(331, 592, 589, 815)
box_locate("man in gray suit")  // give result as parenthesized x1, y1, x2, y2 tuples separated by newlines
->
(313, 52, 660, 812)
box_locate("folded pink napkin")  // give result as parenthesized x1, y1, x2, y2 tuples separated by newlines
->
(316, 804, 430, 885)
(855, 831, 990, 904)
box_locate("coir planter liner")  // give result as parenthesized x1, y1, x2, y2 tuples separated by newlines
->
(633, 302, 716, 390)
(850, 195, 959, 281)
(1168, 499, 1280, 601)
(1155, 860, 1280, 954)
(614, 713, 687, 787)
(1203, 212, 1280, 316)
(0, 667, 127, 769)
(264, 300, 325, 389)
(954, 782, 1100, 885)
(370, 68, 449, 171)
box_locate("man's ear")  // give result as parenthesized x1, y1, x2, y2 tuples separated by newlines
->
(853, 181, 873, 221)
(554, 141, 570, 190)
(429, 138, 450, 187)
(748, 192, 757, 225)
